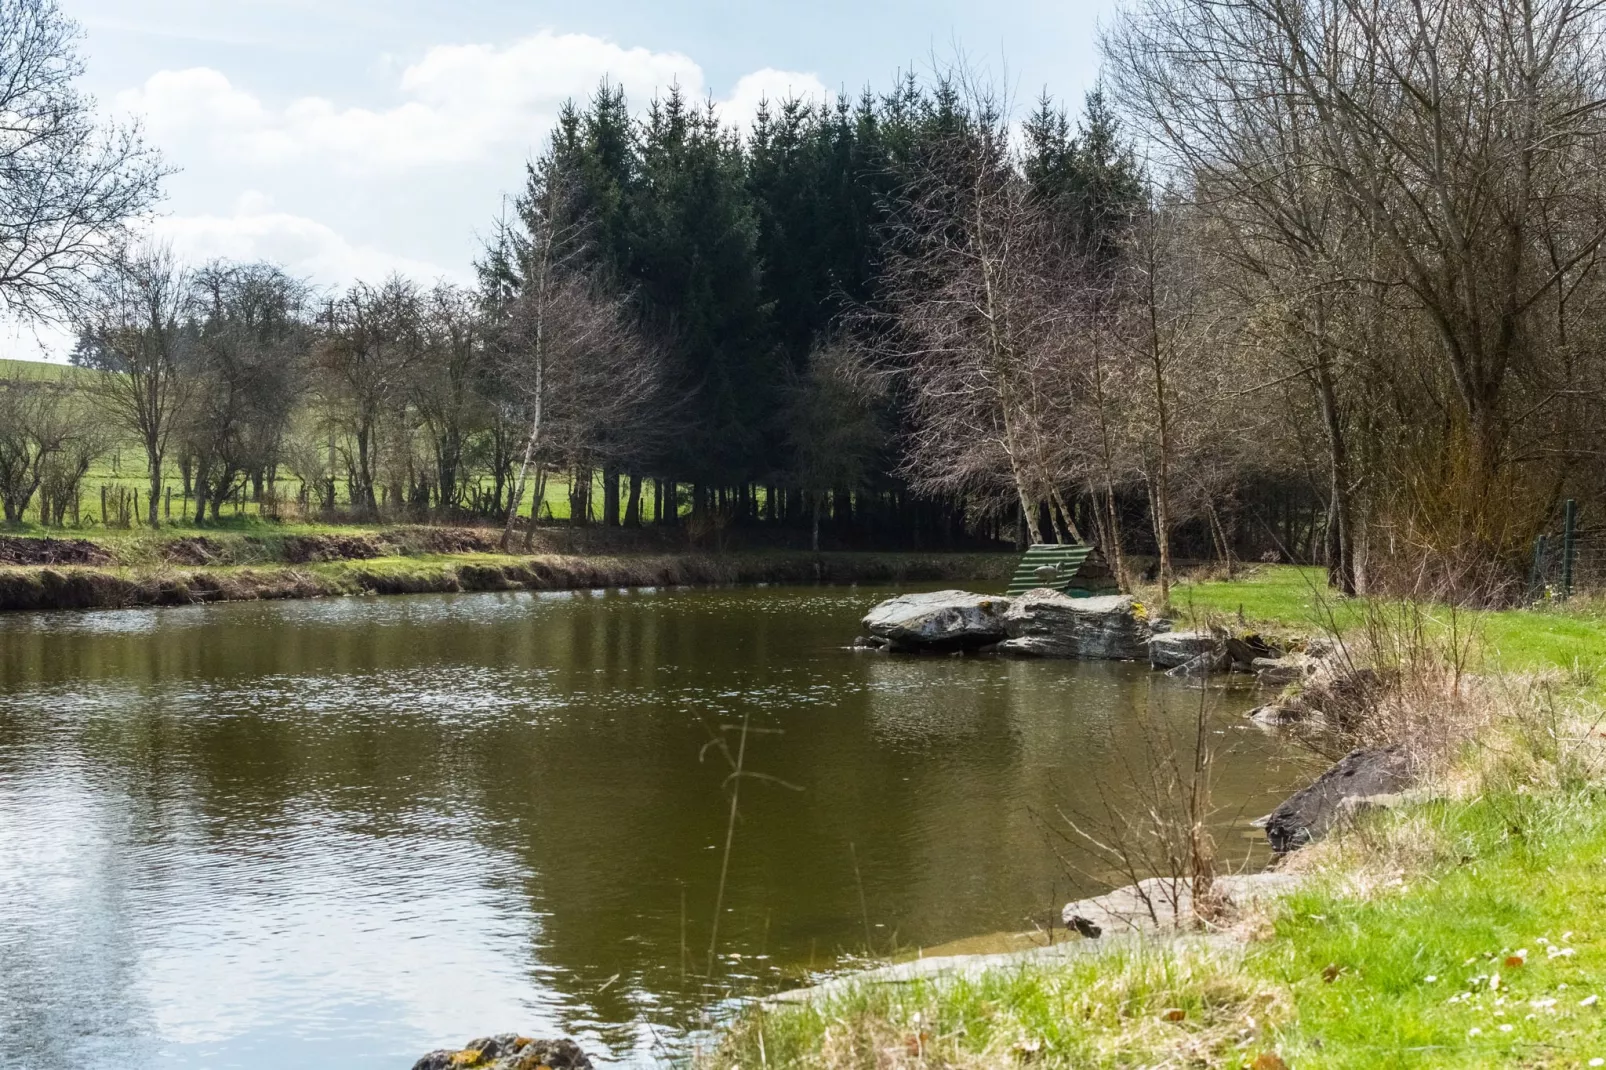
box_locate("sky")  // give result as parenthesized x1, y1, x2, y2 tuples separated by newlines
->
(10, 0, 1118, 359)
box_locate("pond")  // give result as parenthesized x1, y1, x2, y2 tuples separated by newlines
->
(0, 585, 1320, 1068)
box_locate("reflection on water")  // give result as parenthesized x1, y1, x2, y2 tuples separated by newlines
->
(0, 586, 1319, 1067)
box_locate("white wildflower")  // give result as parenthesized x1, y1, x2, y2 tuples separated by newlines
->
(1468, 1027, 1482, 1036)
(1499, 1024, 1515, 1033)
(1425, 975, 1438, 983)
(1582, 995, 1600, 1008)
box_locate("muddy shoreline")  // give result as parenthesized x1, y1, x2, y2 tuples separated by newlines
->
(0, 542, 1015, 613)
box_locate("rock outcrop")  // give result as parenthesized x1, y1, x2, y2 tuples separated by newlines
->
(997, 590, 1151, 660)
(1263, 745, 1417, 852)
(861, 590, 1011, 651)
(412, 1035, 592, 1070)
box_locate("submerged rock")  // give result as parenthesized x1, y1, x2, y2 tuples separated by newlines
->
(861, 590, 1011, 651)
(412, 1035, 592, 1070)
(1263, 745, 1417, 852)
(1167, 651, 1232, 678)
(1247, 702, 1303, 726)
(1147, 630, 1221, 669)
(996, 590, 1151, 660)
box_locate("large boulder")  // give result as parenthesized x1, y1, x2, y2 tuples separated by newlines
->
(1264, 745, 1416, 852)
(861, 590, 1011, 652)
(997, 590, 1152, 660)
(1148, 630, 1221, 669)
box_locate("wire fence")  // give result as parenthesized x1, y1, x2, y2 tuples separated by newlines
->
(1528, 500, 1604, 601)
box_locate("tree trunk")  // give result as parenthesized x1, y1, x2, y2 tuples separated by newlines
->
(1313, 354, 1357, 595)
(145, 440, 162, 528)
(624, 474, 642, 527)
(603, 467, 621, 526)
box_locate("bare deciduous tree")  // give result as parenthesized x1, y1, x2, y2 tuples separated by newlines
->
(315, 277, 422, 517)
(868, 76, 1091, 546)
(73, 244, 194, 527)
(0, 0, 166, 321)
(482, 161, 663, 550)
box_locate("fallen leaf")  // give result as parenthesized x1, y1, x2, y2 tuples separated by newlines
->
(1251, 1054, 1289, 1070)
(1505, 955, 1526, 968)
(1161, 1008, 1187, 1022)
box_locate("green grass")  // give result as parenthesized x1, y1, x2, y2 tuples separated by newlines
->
(705, 942, 1285, 1069)
(1168, 565, 1606, 676)
(0, 356, 86, 382)
(1254, 790, 1606, 1068)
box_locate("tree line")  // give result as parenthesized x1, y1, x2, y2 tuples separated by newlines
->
(2, 0, 1602, 601)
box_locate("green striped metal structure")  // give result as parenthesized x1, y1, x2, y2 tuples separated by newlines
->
(1005, 543, 1098, 597)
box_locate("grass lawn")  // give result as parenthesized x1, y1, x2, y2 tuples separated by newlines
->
(1250, 788, 1606, 1068)
(1167, 565, 1606, 676)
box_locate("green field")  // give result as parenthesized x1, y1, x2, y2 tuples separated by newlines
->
(0, 356, 683, 528)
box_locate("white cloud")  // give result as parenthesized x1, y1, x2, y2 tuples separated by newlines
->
(149, 208, 453, 286)
(64, 29, 830, 343)
(119, 33, 826, 171)
(118, 31, 709, 170)
(718, 68, 832, 132)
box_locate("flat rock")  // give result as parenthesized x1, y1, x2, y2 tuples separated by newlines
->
(861, 590, 1011, 651)
(1148, 630, 1221, 669)
(1264, 745, 1417, 852)
(997, 590, 1151, 660)
(771, 872, 1303, 1005)
(1060, 871, 1305, 936)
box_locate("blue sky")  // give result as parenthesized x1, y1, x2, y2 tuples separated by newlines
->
(12, 0, 1117, 357)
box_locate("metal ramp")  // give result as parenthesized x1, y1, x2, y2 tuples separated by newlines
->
(1005, 543, 1097, 597)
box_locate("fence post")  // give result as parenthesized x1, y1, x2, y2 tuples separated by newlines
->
(1562, 498, 1578, 601)
(1529, 534, 1548, 601)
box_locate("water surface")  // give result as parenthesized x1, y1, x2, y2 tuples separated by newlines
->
(0, 585, 1318, 1067)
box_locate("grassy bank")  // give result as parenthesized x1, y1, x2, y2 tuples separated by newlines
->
(0, 524, 1016, 612)
(708, 778, 1606, 1068)
(704, 569, 1606, 1068)
(1167, 565, 1606, 675)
